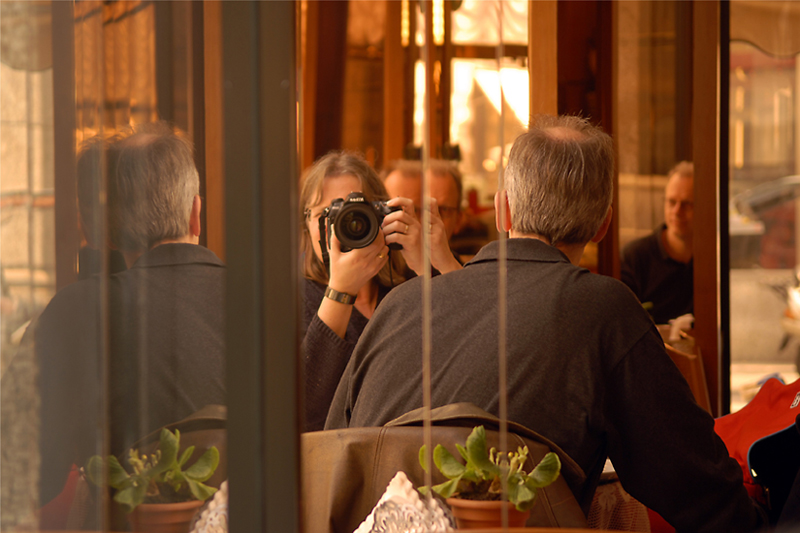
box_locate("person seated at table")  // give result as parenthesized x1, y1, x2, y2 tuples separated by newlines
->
(382, 159, 465, 271)
(621, 161, 694, 324)
(326, 116, 765, 532)
(300, 152, 460, 432)
(30, 122, 226, 506)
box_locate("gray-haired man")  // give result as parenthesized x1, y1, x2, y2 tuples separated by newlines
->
(327, 115, 764, 531)
(33, 122, 225, 506)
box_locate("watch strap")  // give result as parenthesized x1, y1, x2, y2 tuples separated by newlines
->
(324, 286, 357, 305)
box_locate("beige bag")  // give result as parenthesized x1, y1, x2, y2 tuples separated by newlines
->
(301, 403, 588, 533)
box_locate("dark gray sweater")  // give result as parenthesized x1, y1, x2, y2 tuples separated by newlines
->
(327, 238, 762, 533)
(34, 244, 226, 505)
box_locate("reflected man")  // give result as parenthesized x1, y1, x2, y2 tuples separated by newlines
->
(327, 117, 763, 532)
(621, 162, 694, 324)
(383, 159, 464, 271)
(33, 122, 226, 505)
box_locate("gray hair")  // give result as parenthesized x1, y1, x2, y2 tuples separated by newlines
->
(77, 122, 199, 252)
(505, 115, 614, 245)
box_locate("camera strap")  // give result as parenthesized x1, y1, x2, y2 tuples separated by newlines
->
(318, 215, 330, 272)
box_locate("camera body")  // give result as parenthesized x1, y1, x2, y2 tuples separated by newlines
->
(320, 192, 402, 252)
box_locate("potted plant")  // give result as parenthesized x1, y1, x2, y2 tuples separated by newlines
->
(86, 428, 220, 533)
(419, 425, 561, 529)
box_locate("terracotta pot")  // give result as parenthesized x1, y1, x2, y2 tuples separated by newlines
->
(446, 498, 531, 529)
(129, 500, 204, 533)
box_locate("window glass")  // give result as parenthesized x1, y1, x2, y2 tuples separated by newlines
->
(451, 0, 527, 46)
(447, 57, 527, 257)
(728, 36, 800, 411)
(1, 3, 226, 530)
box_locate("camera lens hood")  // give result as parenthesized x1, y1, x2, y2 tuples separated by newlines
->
(333, 201, 380, 249)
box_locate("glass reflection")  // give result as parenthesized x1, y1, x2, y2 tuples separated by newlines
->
(1, 3, 226, 530)
(728, 35, 800, 411)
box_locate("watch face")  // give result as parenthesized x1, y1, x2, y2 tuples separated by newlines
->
(326, 287, 355, 304)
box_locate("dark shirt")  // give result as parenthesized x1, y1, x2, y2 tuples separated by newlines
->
(620, 224, 693, 324)
(327, 238, 762, 532)
(301, 278, 391, 432)
(34, 243, 226, 504)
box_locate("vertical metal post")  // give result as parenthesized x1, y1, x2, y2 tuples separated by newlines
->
(223, 1, 298, 531)
(52, 1, 79, 291)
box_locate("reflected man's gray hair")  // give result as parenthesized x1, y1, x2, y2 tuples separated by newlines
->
(505, 115, 614, 245)
(77, 122, 199, 252)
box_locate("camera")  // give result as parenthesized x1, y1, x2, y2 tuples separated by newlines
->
(319, 192, 402, 252)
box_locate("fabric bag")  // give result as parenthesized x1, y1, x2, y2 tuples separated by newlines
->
(301, 402, 588, 533)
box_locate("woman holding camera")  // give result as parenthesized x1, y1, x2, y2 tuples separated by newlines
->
(300, 151, 461, 431)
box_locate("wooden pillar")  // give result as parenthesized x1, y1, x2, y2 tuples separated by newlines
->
(52, 1, 80, 291)
(383, 0, 404, 164)
(692, 0, 727, 416)
(423, 0, 436, 159)
(204, 0, 225, 260)
(528, 0, 558, 119)
(300, 0, 319, 171)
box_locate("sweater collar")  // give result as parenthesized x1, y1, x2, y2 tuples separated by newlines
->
(130, 243, 225, 270)
(465, 238, 572, 266)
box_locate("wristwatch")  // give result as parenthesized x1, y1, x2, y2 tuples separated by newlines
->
(324, 286, 357, 305)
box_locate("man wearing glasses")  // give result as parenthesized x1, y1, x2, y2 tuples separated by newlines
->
(382, 159, 464, 249)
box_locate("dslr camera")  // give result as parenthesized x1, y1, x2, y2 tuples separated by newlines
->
(319, 192, 403, 253)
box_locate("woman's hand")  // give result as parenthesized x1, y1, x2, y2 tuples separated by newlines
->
(318, 231, 388, 340)
(326, 230, 389, 296)
(383, 197, 462, 275)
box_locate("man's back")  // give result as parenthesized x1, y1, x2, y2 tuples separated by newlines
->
(327, 238, 759, 531)
(36, 243, 225, 504)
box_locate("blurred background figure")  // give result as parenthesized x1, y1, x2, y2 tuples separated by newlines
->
(621, 161, 694, 324)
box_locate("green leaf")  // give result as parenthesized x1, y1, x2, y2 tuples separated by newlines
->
(114, 476, 148, 513)
(433, 445, 466, 479)
(456, 443, 468, 461)
(183, 447, 219, 482)
(511, 480, 536, 511)
(465, 426, 499, 477)
(186, 479, 218, 501)
(178, 446, 196, 468)
(419, 445, 429, 472)
(417, 485, 430, 496)
(85, 456, 104, 487)
(431, 476, 461, 499)
(86, 455, 130, 489)
(148, 429, 179, 477)
(107, 456, 131, 488)
(525, 452, 561, 488)
(167, 470, 186, 492)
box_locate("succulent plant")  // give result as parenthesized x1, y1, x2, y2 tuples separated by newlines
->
(419, 425, 561, 512)
(86, 428, 219, 513)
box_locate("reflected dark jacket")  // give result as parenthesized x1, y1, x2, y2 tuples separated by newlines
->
(301, 278, 390, 432)
(33, 243, 225, 505)
(327, 238, 763, 533)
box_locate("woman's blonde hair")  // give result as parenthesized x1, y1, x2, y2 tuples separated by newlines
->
(300, 151, 407, 287)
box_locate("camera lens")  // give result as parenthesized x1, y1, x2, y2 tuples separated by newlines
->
(342, 212, 369, 239)
(333, 202, 379, 249)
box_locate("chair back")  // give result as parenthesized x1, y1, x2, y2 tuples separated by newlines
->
(663, 337, 712, 414)
(301, 403, 588, 533)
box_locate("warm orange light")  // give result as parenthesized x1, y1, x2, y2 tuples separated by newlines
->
(433, 0, 444, 46)
(401, 0, 410, 47)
